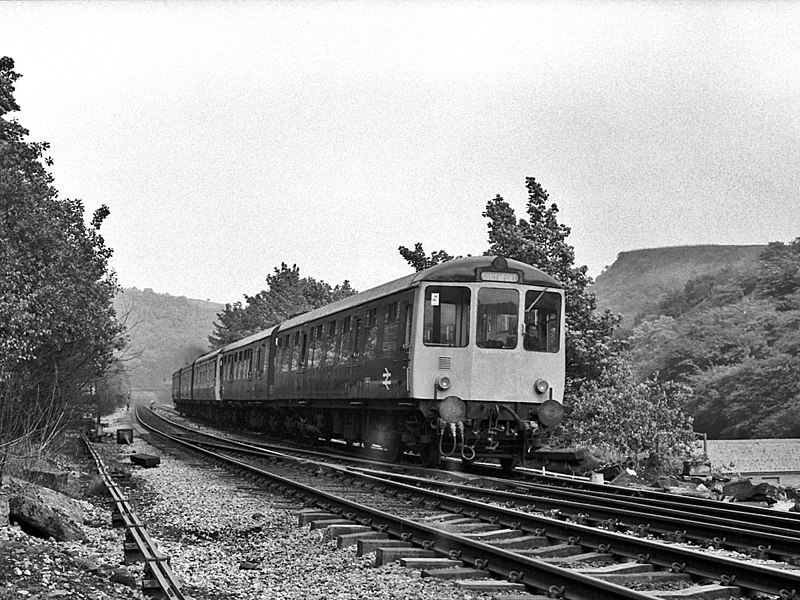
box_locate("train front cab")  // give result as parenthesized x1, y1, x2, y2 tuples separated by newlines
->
(407, 257, 565, 468)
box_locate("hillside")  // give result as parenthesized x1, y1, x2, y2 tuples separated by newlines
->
(113, 288, 223, 404)
(592, 244, 764, 325)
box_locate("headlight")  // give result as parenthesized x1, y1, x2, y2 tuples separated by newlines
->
(436, 375, 451, 391)
(534, 379, 549, 394)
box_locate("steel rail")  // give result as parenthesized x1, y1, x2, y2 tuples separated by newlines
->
(83, 435, 190, 600)
(143, 410, 800, 559)
(349, 467, 800, 597)
(141, 409, 800, 593)
(366, 470, 800, 560)
(506, 475, 800, 533)
(136, 411, 658, 600)
(138, 411, 800, 599)
(519, 470, 800, 522)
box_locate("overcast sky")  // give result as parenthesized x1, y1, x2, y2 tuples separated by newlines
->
(4, 1, 799, 304)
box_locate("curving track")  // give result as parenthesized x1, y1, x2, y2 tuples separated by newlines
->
(137, 407, 800, 600)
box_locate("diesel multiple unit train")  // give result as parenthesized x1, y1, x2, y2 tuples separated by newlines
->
(172, 256, 566, 469)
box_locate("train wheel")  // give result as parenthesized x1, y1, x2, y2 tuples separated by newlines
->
(499, 455, 521, 474)
(420, 442, 441, 468)
(384, 436, 404, 463)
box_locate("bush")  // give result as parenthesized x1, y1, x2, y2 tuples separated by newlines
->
(554, 358, 696, 473)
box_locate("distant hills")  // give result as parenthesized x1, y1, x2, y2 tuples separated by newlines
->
(113, 288, 223, 403)
(592, 244, 765, 326)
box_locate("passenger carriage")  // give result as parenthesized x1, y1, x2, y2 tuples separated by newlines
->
(173, 256, 565, 468)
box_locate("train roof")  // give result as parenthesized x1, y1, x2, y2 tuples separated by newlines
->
(276, 256, 561, 332)
(277, 273, 417, 332)
(413, 256, 562, 287)
(221, 326, 279, 353)
(181, 347, 220, 368)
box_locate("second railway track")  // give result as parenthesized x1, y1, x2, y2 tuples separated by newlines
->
(136, 407, 800, 599)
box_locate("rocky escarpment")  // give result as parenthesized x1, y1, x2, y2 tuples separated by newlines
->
(592, 244, 763, 325)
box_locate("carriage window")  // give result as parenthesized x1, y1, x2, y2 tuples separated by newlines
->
(403, 305, 413, 348)
(524, 291, 561, 353)
(291, 333, 301, 371)
(385, 301, 399, 323)
(258, 343, 267, 376)
(367, 307, 378, 328)
(423, 286, 470, 347)
(477, 288, 519, 349)
(280, 335, 291, 373)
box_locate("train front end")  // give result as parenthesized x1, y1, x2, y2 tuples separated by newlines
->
(408, 256, 565, 468)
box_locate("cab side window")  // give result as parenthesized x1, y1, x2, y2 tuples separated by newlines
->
(423, 286, 470, 347)
(524, 291, 561, 352)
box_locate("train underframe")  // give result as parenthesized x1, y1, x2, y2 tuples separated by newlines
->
(176, 397, 551, 470)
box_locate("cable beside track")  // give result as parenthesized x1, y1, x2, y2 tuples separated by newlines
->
(83, 434, 191, 600)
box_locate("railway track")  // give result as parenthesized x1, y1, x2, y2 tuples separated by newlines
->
(136, 407, 800, 599)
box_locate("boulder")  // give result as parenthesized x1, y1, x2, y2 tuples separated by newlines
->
(750, 481, 783, 505)
(723, 480, 783, 504)
(722, 478, 755, 501)
(6, 477, 85, 541)
(110, 567, 137, 588)
(11, 456, 72, 494)
(610, 468, 646, 487)
(27, 467, 69, 492)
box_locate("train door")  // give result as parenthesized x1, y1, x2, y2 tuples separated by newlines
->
(266, 336, 277, 400)
(349, 317, 362, 397)
(213, 354, 221, 401)
(401, 301, 413, 394)
(298, 330, 307, 398)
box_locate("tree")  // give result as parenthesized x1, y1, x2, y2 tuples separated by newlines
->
(555, 357, 696, 471)
(628, 238, 800, 438)
(755, 239, 800, 308)
(400, 177, 696, 470)
(398, 243, 457, 271)
(209, 263, 356, 347)
(0, 57, 124, 477)
(482, 177, 621, 384)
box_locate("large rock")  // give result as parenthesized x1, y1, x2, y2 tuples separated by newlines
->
(722, 478, 783, 504)
(5, 477, 85, 541)
(610, 468, 646, 488)
(15, 457, 71, 494)
(751, 481, 784, 504)
(722, 478, 755, 501)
